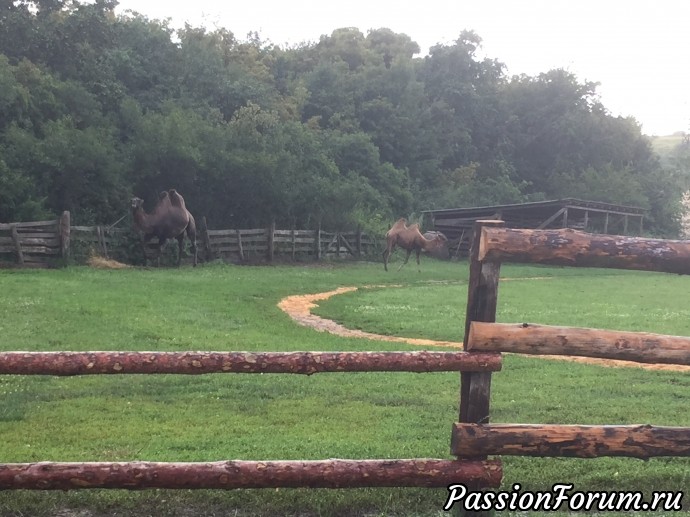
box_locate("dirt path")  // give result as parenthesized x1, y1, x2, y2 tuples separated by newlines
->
(277, 286, 690, 372)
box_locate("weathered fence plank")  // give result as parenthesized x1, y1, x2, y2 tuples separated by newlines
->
(460, 220, 504, 427)
(0, 220, 58, 229)
(452, 423, 690, 459)
(59, 210, 70, 259)
(467, 321, 690, 365)
(479, 227, 690, 274)
(0, 459, 502, 490)
(10, 225, 24, 265)
(0, 351, 502, 376)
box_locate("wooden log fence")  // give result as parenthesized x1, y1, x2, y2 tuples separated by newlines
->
(451, 424, 690, 459)
(478, 226, 690, 274)
(0, 350, 502, 376)
(0, 459, 502, 490)
(0, 349, 503, 491)
(8, 219, 690, 496)
(467, 321, 690, 366)
(454, 220, 690, 482)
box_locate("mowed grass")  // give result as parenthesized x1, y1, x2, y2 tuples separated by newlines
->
(1, 258, 690, 515)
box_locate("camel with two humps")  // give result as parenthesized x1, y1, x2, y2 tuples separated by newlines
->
(382, 218, 447, 271)
(131, 189, 197, 267)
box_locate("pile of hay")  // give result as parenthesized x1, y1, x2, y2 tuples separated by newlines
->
(87, 254, 130, 269)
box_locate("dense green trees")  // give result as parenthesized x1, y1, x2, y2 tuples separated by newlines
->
(0, 0, 686, 235)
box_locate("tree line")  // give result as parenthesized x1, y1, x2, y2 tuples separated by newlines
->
(1, 0, 687, 235)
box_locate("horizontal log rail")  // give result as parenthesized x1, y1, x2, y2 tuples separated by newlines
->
(0, 459, 502, 490)
(478, 227, 690, 275)
(452, 423, 690, 459)
(0, 351, 502, 376)
(467, 322, 690, 365)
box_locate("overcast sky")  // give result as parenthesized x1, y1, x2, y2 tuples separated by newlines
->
(115, 0, 690, 136)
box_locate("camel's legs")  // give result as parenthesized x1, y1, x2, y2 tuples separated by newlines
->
(176, 234, 185, 267)
(154, 237, 167, 267)
(140, 238, 149, 267)
(415, 249, 422, 272)
(397, 250, 412, 271)
(382, 244, 396, 272)
(186, 223, 198, 267)
(140, 235, 163, 266)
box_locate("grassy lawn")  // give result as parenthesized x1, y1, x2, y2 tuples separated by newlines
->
(1, 257, 690, 515)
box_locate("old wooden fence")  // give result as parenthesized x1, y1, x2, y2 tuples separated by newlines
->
(0, 212, 70, 267)
(454, 222, 690, 484)
(2, 221, 688, 495)
(0, 213, 381, 266)
(0, 351, 502, 489)
(200, 219, 380, 262)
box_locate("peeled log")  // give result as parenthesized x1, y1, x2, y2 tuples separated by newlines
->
(467, 322, 690, 366)
(478, 227, 690, 275)
(0, 351, 501, 375)
(452, 423, 690, 459)
(0, 459, 502, 490)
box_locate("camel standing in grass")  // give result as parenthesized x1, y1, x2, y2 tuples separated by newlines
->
(382, 218, 447, 271)
(131, 189, 197, 267)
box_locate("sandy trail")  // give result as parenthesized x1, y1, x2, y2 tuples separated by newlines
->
(277, 286, 690, 372)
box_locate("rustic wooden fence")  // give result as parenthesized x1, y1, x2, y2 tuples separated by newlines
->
(0, 212, 70, 267)
(454, 221, 690, 473)
(4, 219, 687, 494)
(200, 219, 380, 262)
(0, 213, 382, 266)
(0, 351, 502, 489)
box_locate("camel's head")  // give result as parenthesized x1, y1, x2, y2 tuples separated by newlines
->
(131, 197, 144, 210)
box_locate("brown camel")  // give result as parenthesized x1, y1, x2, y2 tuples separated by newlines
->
(382, 218, 447, 271)
(131, 189, 198, 267)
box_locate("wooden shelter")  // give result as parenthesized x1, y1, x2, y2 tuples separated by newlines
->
(422, 198, 646, 258)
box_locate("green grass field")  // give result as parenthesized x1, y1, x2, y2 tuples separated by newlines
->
(1, 258, 689, 516)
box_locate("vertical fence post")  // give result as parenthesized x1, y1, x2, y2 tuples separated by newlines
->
(267, 221, 275, 262)
(457, 219, 504, 517)
(316, 224, 322, 261)
(236, 229, 244, 262)
(201, 217, 212, 262)
(356, 226, 362, 257)
(59, 211, 70, 261)
(10, 225, 24, 265)
(291, 227, 296, 261)
(460, 220, 504, 425)
(96, 226, 109, 258)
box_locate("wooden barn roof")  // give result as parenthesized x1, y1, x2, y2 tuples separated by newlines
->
(422, 198, 647, 220)
(422, 199, 646, 257)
